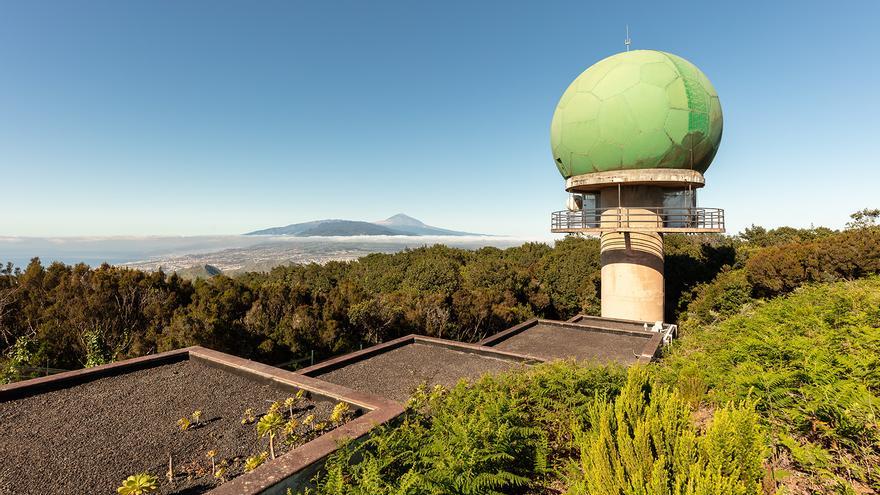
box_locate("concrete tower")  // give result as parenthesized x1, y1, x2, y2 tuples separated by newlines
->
(550, 50, 725, 323)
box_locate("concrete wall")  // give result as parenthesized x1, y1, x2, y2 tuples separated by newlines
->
(599, 208, 665, 322)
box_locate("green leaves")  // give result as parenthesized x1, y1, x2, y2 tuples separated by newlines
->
(244, 452, 268, 472)
(257, 411, 286, 459)
(745, 227, 880, 298)
(257, 411, 285, 438)
(661, 276, 880, 491)
(116, 473, 158, 495)
(567, 367, 765, 495)
(309, 362, 626, 494)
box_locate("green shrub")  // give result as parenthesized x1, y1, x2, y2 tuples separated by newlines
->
(659, 277, 880, 491)
(679, 268, 753, 328)
(566, 367, 765, 495)
(745, 228, 880, 298)
(307, 362, 626, 494)
(663, 234, 739, 322)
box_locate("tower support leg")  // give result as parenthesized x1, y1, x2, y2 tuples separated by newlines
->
(599, 225, 664, 322)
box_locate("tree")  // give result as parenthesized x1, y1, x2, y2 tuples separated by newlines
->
(846, 208, 880, 230)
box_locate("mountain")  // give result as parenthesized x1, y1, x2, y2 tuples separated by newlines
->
(244, 214, 482, 237)
(373, 214, 482, 236)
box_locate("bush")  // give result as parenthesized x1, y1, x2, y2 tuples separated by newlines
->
(663, 234, 739, 322)
(566, 367, 765, 495)
(745, 228, 880, 298)
(679, 268, 753, 328)
(659, 277, 880, 491)
(307, 362, 626, 494)
(306, 363, 769, 495)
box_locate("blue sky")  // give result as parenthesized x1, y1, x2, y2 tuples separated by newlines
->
(0, 0, 877, 238)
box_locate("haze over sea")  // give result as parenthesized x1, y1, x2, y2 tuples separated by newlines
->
(0, 235, 533, 273)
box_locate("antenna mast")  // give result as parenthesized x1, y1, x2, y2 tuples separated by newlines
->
(624, 25, 632, 51)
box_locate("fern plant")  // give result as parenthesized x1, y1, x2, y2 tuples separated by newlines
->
(566, 367, 766, 495)
(660, 277, 880, 491)
(307, 362, 625, 495)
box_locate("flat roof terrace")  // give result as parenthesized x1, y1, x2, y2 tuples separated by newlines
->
(479, 319, 661, 365)
(0, 347, 402, 495)
(297, 336, 537, 403)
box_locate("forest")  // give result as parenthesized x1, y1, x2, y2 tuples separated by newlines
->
(1, 212, 878, 382)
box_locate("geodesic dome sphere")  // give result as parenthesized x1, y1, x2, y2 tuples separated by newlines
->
(550, 50, 722, 178)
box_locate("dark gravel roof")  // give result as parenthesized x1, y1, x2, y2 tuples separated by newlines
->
(315, 343, 523, 402)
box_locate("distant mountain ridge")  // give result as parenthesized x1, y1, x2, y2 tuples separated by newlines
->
(245, 214, 483, 237)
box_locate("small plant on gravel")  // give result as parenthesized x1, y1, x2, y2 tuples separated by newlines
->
(257, 411, 285, 459)
(302, 414, 315, 426)
(241, 408, 256, 425)
(283, 418, 299, 436)
(214, 461, 228, 482)
(313, 421, 327, 432)
(329, 402, 350, 424)
(283, 390, 306, 417)
(117, 473, 158, 495)
(191, 410, 202, 426)
(176, 417, 191, 431)
(206, 450, 217, 475)
(244, 452, 268, 472)
(283, 419, 300, 446)
(267, 400, 282, 416)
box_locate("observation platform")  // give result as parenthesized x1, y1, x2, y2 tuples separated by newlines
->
(551, 207, 724, 234)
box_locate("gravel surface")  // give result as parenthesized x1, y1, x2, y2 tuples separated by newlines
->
(0, 359, 348, 495)
(316, 343, 522, 402)
(491, 323, 651, 364)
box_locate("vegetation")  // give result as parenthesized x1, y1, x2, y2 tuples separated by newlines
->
(175, 410, 203, 432)
(297, 223, 879, 494)
(659, 276, 880, 492)
(566, 368, 765, 495)
(241, 408, 256, 425)
(206, 450, 217, 476)
(244, 451, 268, 472)
(305, 365, 765, 494)
(285, 390, 306, 417)
(2, 216, 878, 494)
(214, 461, 228, 481)
(745, 228, 880, 298)
(117, 473, 159, 495)
(8, 222, 874, 380)
(330, 402, 351, 424)
(303, 275, 878, 494)
(257, 411, 285, 459)
(176, 417, 191, 431)
(0, 234, 737, 380)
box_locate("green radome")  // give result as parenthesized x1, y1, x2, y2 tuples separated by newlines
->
(551, 49, 723, 177)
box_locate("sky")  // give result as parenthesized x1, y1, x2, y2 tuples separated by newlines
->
(0, 0, 878, 238)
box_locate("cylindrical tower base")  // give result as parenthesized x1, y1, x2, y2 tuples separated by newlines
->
(599, 210, 665, 322)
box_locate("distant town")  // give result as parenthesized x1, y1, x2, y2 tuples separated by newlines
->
(120, 235, 527, 277)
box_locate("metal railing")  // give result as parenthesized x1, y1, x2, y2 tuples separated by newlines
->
(551, 207, 724, 233)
